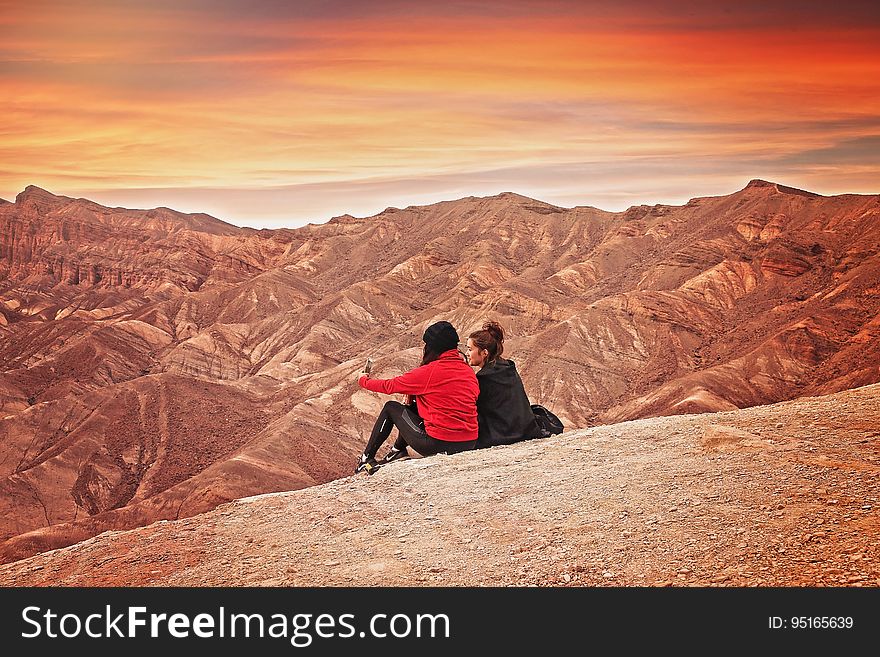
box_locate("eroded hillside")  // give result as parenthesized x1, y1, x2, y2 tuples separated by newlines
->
(1, 180, 879, 563)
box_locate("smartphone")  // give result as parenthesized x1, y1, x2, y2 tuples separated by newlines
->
(363, 358, 373, 374)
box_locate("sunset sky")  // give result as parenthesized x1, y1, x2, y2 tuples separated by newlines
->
(2, 0, 880, 227)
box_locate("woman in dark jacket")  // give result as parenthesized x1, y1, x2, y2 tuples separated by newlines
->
(356, 321, 479, 474)
(466, 321, 542, 449)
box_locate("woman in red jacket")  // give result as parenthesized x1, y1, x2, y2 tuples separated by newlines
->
(356, 321, 479, 474)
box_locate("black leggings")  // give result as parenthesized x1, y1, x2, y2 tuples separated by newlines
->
(364, 401, 477, 458)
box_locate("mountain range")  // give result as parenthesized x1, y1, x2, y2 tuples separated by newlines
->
(1, 180, 878, 563)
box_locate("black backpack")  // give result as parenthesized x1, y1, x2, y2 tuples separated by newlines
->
(531, 404, 564, 437)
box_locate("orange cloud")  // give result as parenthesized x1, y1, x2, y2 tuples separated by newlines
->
(1, 4, 879, 225)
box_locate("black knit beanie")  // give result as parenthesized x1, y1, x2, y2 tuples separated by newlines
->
(422, 321, 459, 354)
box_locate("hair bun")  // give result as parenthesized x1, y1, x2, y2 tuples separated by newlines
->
(483, 321, 504, 343)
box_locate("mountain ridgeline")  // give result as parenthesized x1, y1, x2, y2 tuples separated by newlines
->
(1, 180, 878, 562)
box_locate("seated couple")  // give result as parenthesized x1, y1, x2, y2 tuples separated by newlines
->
(355, 320, 542, 474)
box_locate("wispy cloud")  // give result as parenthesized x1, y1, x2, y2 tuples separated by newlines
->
(2, 1, 879, 226)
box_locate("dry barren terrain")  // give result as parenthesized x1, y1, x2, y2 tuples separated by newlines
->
(2, 180, 879, 565)
(2, 382, 877, 587)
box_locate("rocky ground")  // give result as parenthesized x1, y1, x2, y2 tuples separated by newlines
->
(1, 382, 877, 587)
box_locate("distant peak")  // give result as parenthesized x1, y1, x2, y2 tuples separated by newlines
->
(17, 184, 57, 198)
(456, 191, 528, 203)
(492, 191, 535, 202)
(741, 179, 821, 198)
(15, 185, 70, 207)
(327, 213, 359, 225)
(479, 191, 564, 208)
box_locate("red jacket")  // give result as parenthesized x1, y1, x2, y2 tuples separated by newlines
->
(359, 350, 479, 442)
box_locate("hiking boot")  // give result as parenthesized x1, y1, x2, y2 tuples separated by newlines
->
(378, 447, 409, 465)
(355, 455, 380, 475)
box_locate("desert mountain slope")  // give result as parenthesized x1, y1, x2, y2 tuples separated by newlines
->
(1, 180, 879, 564)
(1, 382, 877, 587)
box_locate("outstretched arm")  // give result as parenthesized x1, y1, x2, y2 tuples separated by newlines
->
(358, 364, 434, 395)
